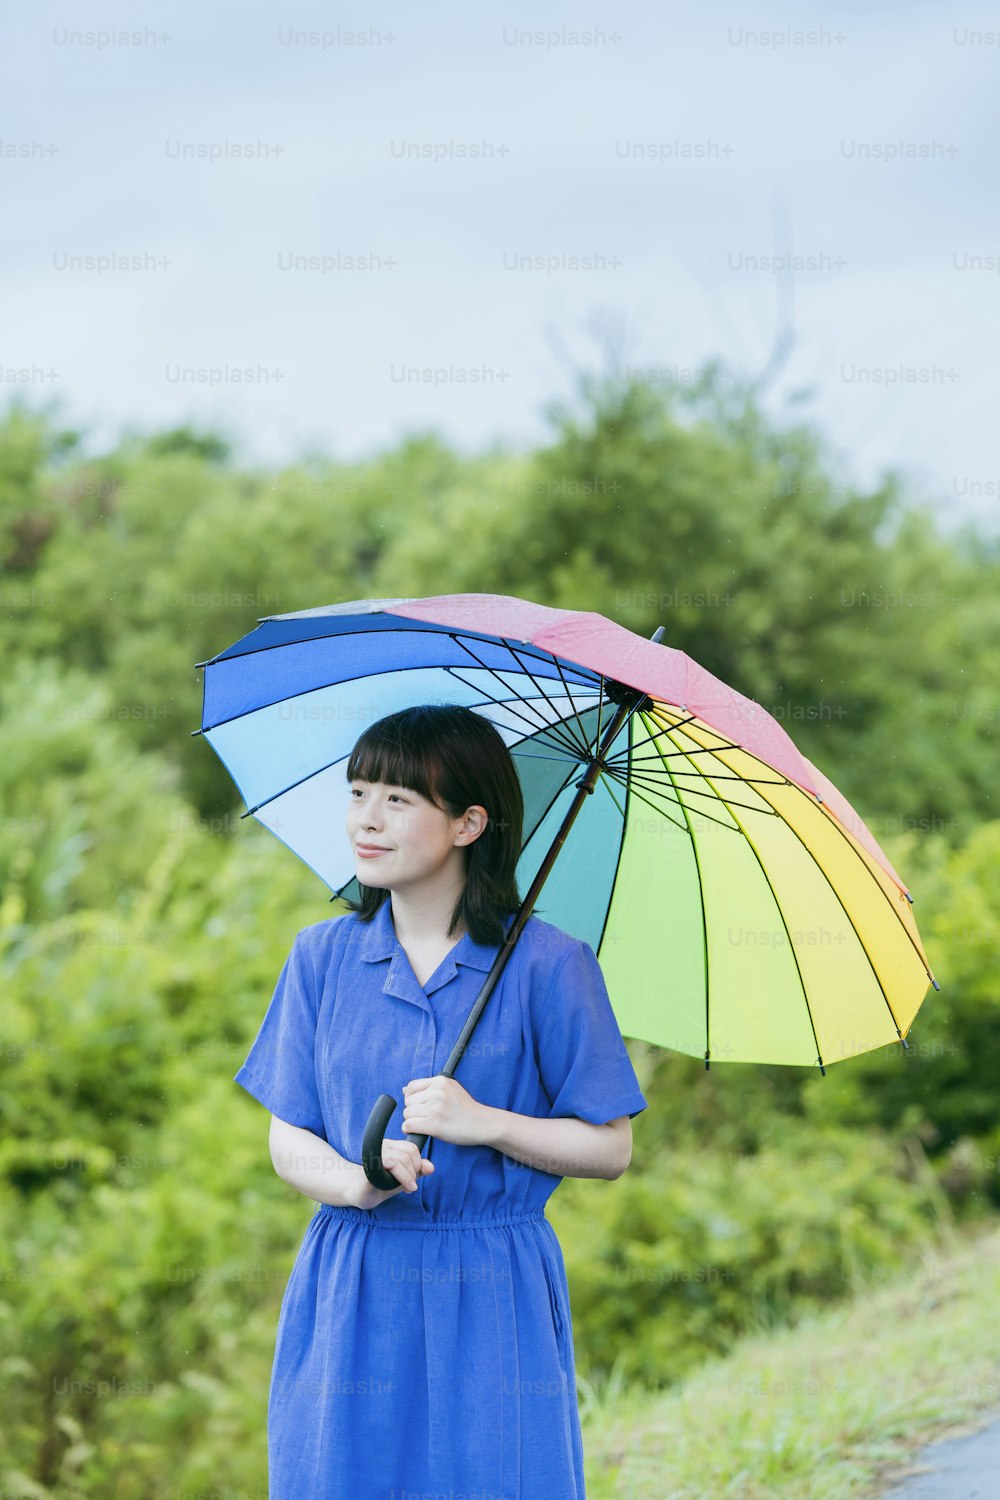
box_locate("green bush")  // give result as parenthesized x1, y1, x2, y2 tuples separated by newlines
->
(550, 1122, 953, 1391)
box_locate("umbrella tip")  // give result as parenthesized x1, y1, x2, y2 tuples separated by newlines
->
(817, 1054, 827, 1076)
(651, 625, 665, 645)
(704, 1051, 710, 1071)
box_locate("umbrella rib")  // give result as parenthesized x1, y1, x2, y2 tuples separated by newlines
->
(684, 730, 921, 1049)
(441, 663, 596, 763)
(440, 633, 599, 756)
(586, 702, 684, 975)
(599, 762, 755, 834)
(643, 704, 770, 762)
(665, 719, 936, 998)
(606, 720, 786, 777)
(595, 674, 607, 761)
(607, 730, 784, 767)
(241, 755, 353, 817)
(589, 718, 632, 968)
(606, 753, 789, 784)
(599, 770, 694, 833)
(607, 712, 699, 759)
(606, 714, 791, 786)
(683, 726, 935, 991)
(642, 716, 924, 918)
(607, 763, 783, 819)
(509, 748, 599, 768)
(749, 772, 937, 997)
(634, 710, 713, 1062)
(648, 712, 827, 1069)
(644, 739, 766, 762)
(445, 636, 598, 761)
(547, 654, 600, 758)
(499, 642, 598, 761)
(596, 771, 627, 823)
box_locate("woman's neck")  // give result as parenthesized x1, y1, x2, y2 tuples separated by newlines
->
(388, 888, 465, 948)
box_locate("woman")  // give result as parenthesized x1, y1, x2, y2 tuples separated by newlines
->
(235, 703, 648, 1498)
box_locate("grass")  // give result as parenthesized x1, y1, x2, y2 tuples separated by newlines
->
(580, 1215, 1000, 1499)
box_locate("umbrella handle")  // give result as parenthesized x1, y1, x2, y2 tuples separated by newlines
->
(361, 1092, 430, 1191)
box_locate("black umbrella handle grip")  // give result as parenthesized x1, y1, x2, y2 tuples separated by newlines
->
(361, 1092, 430, 1191)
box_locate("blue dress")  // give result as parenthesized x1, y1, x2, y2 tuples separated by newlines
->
(234, 899, 649, 1500)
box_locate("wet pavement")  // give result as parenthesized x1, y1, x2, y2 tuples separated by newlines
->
(879, 1415, 1000, 1499)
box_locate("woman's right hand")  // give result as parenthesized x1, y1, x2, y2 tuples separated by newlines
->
(350, 1137, 435, 1211)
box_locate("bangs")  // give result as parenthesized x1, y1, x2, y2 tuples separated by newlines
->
(346, 729, 443, 806)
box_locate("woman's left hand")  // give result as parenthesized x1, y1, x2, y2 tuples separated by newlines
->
(401, 1075, 492, 1147)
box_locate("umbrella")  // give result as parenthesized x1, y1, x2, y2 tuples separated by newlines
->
(194, 592, 939, 1189)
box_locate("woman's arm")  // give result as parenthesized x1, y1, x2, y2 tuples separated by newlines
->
(400, 1076, 634, 1180)
(268, 1115, 435, 1209)
(477, 1107, 633, 1181)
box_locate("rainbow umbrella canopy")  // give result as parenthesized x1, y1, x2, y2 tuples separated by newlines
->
(194, 592, 938, 1073)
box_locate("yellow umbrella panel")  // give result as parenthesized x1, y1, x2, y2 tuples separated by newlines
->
(590, 702, 937, 1070)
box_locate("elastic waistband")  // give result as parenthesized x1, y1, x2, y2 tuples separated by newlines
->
(313, 1203, 548, 1232)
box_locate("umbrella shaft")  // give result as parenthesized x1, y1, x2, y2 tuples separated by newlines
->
(438, 685, 646, 1080)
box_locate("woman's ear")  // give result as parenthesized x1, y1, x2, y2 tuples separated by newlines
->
(457, 805, 489, 845)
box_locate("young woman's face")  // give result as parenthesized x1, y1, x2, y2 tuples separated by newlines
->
(346, 778, 486, 892)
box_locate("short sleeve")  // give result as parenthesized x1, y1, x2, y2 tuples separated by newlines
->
(530, 940, 649, 1125)
(233, 931, 326, 1137)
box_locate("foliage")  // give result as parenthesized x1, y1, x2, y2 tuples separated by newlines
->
(799, 821, 1000, 1203)
(0, 370, 996, 1490)
(550, 1121, 955, 1389)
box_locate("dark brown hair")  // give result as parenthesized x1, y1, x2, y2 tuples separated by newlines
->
(341, 704, 524, 946)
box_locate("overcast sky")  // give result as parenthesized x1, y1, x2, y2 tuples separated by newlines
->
(2, 0, 999, 534)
